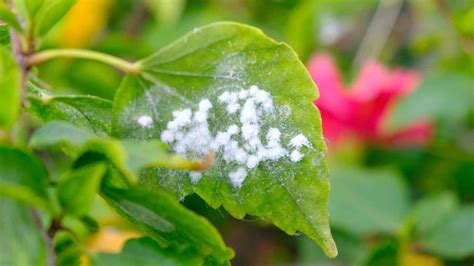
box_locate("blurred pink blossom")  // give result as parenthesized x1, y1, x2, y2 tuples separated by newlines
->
(308, 53, 432, 148)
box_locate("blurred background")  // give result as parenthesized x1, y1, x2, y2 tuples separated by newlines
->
(32, 0, 473, 265)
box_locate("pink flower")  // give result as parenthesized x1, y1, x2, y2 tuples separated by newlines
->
(308, 53, 432, 148)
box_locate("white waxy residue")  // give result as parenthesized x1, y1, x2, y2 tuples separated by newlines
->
(229, 167, 247, 188)
(160, 85, 312, 188)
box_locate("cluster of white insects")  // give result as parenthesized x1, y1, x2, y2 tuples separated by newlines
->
(137, 85, 311, 188)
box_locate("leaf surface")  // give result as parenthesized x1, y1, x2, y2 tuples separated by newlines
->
(0, 45, 21, 129)
(30, 121, 204, 183)
(27, 83, 113, 135)
(410, 192, 458, 235)
(35, 0, 77, 36)
(0, 199, 47, 266)
(0, 145, 50, 209)
(329, 166, 409, 236)
(100, 184, 234, 264)
(57, 163, 107, 216)
(112, 22, 336, 257)
(91, 237, 208, 266)
(420, 206, 474, 258)
(0, 3, 23, 32)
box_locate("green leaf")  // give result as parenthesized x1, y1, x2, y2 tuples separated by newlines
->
(13, 0, 45, 19)
(113, 22, 336, 257)
(30, 121, 204, 183)
(0, 45, 21, 129)
(27, 82, 113, 135)
(285, 0, 317, 61)
(0, 198, 48, 266)
(35, 0, 77, 36)
(29, 120, 96, 156)
(298, 231, 370, 266)
(410, 191, 459, 235)
(0, 24, 11, 44)
(0, 145, 50, 209)
(419, 206, 474, 259)
(0, 3, 23, 32)
(329, 166, 409, 236)
(54, 231, 82, 266)
(57, 163, 107, 216)
(391, 72, 474, 127)
(100, 184, 234, 264)
(91, 237, 205, 266)
(26, 0, 45, 18)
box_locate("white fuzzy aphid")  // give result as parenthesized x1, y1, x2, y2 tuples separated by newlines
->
(290, 150, 304, 162)
(137, 115, 153, 128)
(160, 86, 311, 188)
(289, 134, 311, 149)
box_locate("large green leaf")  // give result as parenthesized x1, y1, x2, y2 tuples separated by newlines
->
(112, 22, 336, 257)
(419, 206, 474, 259)
(35, 0, 77, 36)
(30, 121, 205, 183)
(100, 184, 234, 264)
(0, 198, 47, 266)
(329, 166, 409, 236)
(57, 163, 107, 216)
(0, 45, 21, 129)
(0, 145, 50, 209)
(91, 237, 206, 266)
(27, 83, 113, 135)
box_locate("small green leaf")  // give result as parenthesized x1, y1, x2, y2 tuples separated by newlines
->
(27, 83, 113, 135)
(35, 0, 77, 36)
(0, 145, 50, 209)
(0, 3, 23, 32)
(113, 22, 336, 257)
(420, 206, 474, 259)
(54, 231, 82, 266)
(79, 215, 99, 233)
(91, 237, 205, 266)
(13, 0, 45, 19)
(30, 121, 204, 183)
(0, 45, 21, 129)
(100, 184, 234, 264)
(410, 192, 459, 235)
(0, 24, 11, 44)
(57, 163, 107, 216)
(26, 0, 45, 18)
(329, 166, 409, 236)
(29, 120, 95, 156)
(0, 198, 48, 266)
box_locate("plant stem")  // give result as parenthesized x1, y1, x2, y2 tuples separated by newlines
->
(31, 210, 56, 266)
(27, 49, 141, 74)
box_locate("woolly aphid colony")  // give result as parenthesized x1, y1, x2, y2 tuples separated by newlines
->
(137, 85, 312, 188)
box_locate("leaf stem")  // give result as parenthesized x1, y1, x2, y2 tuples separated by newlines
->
(27, 49, 141, 74)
